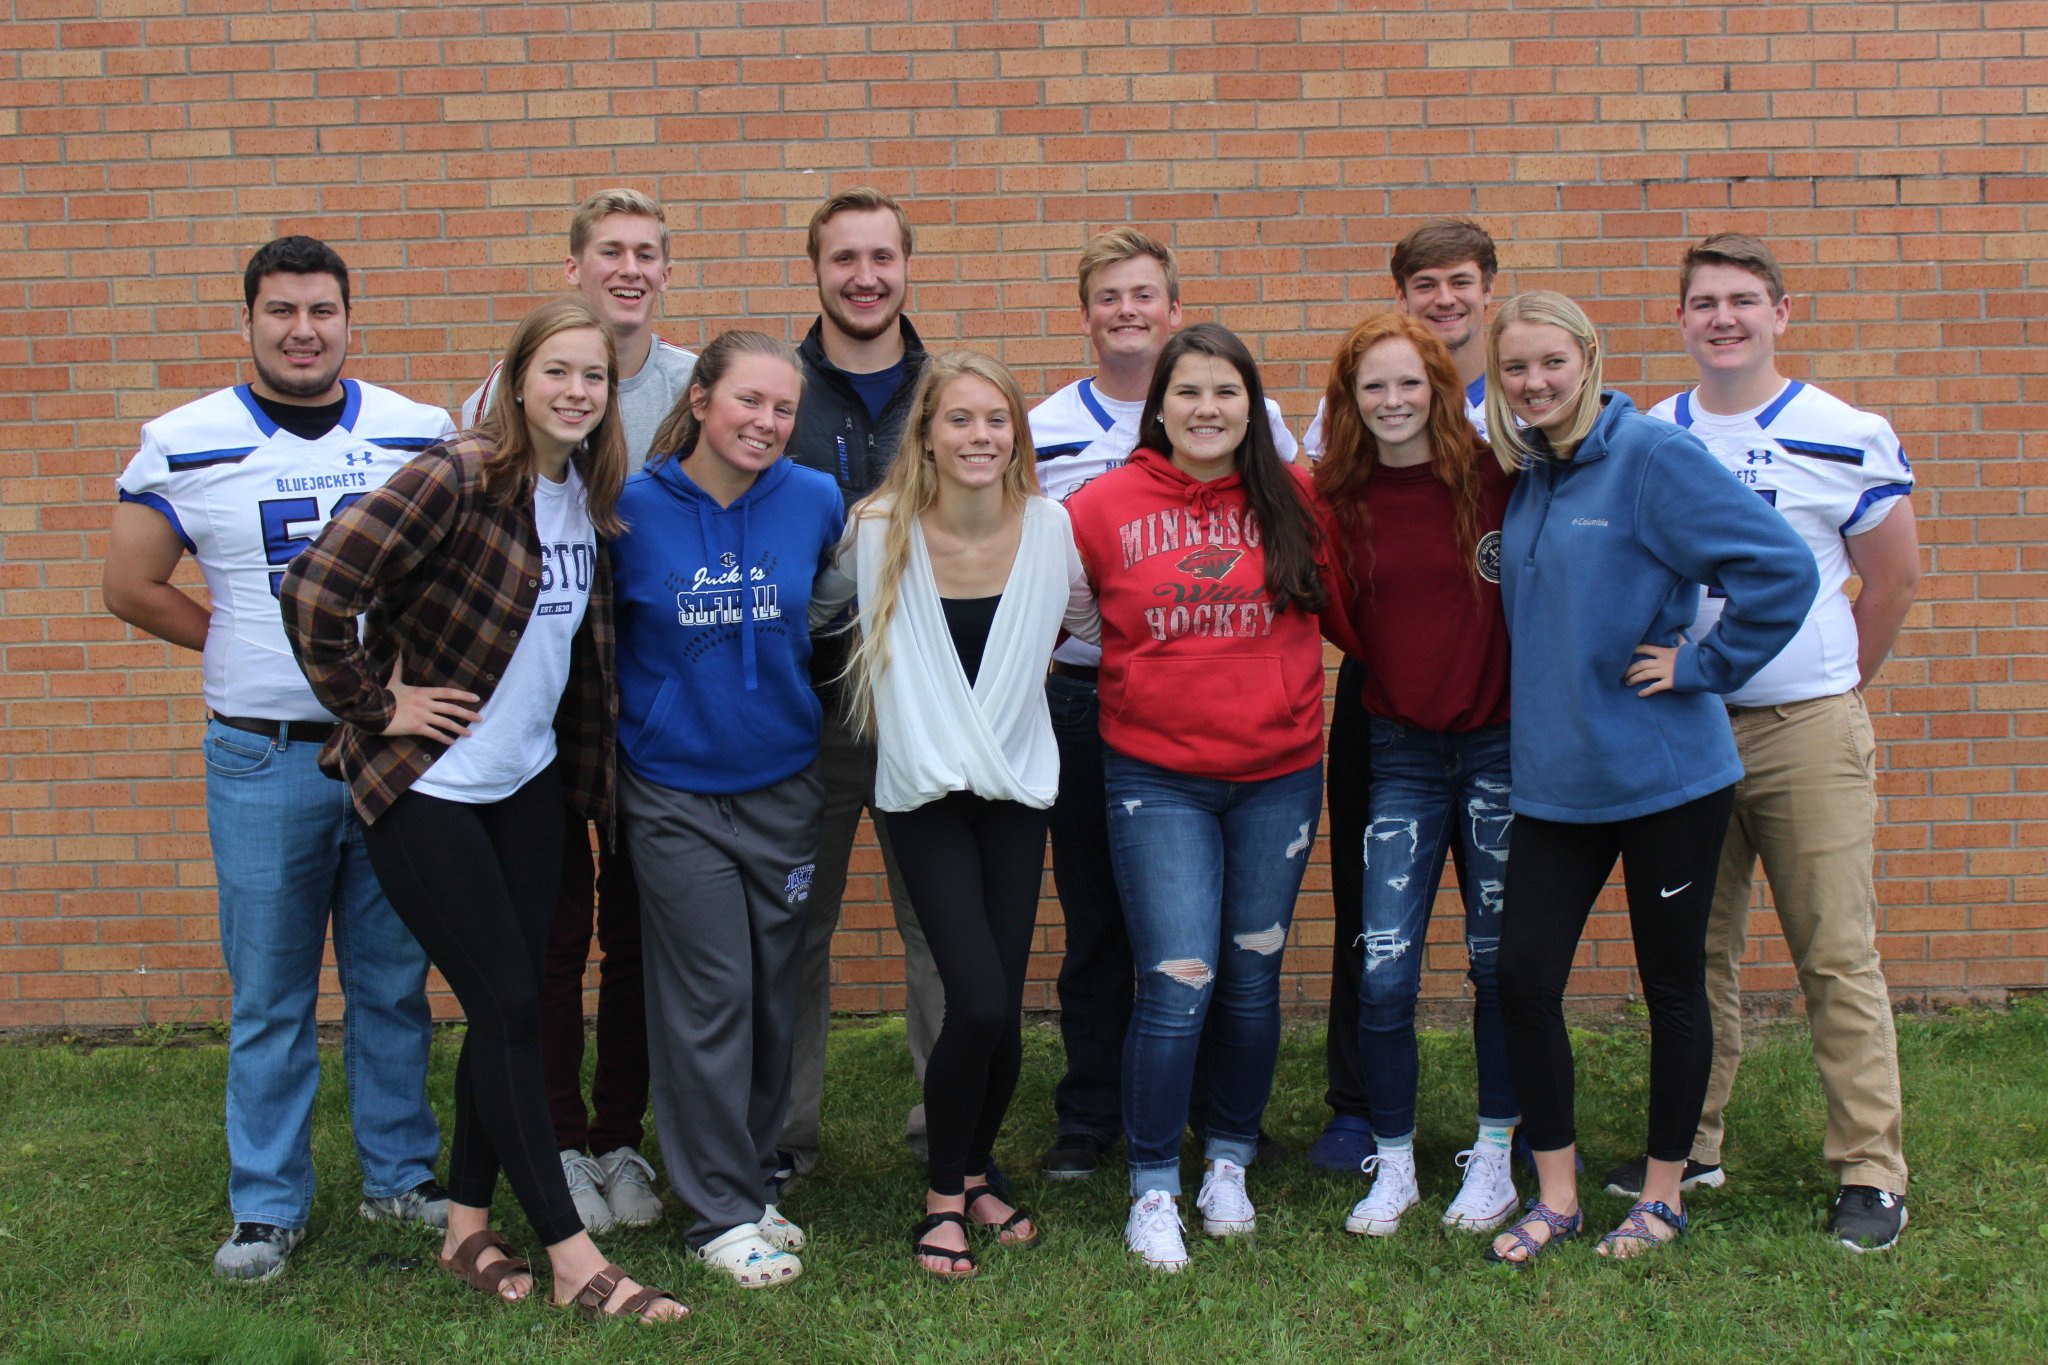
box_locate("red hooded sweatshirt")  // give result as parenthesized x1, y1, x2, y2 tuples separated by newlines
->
(1066, 446, 1359, 782)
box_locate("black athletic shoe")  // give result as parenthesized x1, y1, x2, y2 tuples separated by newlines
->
(1600, 1154, 1725, 1199)
(1039, 1133, 1104, 1179)
(1829, 1185, 1907, 1253)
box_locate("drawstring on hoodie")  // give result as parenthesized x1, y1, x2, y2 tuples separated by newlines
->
(691, 486, 761, 692)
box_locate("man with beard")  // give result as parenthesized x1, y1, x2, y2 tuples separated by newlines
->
(102, 237, 453, 1281)
(778, 187, 943, 1185)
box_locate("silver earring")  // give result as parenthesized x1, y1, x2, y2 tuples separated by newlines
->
(515, 396, 523, 404)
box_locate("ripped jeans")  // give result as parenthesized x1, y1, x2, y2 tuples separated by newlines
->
(1357, 719, 1518, 1140)
(1104, 750, 1323, 1196)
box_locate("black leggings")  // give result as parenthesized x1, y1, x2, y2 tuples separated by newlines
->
(363, 764, 584, 1246)
(888, 791, 1049, 1197)
(1498, 785, 1736, 1162)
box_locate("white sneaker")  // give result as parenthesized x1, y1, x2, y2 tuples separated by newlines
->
(1345, 1148, 1419, 1236)
(560, 1149, 615, 1234)
(1125, 1189, 1189, 1272)
(1442, 1144, 1519, 1232)
(757, 1202, 806, 1252)
(698, 1222, 802, 1288)
(594, 1146, 664, 1228)
(1195, 1158, 1257, 1237)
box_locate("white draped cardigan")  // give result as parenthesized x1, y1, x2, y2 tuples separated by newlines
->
(810, 494, 1100, 814)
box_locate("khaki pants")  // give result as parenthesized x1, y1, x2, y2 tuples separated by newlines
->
(1693, 690, 1908, 1193)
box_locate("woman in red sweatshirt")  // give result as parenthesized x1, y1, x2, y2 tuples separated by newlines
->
(1311, 313, 1520, 1243)
(1067, 323, 1358, 1272)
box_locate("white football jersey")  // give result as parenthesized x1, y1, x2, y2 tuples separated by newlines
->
(1652, 379, 1913, 707)
(1030, 378, 1295, 667)
(117, 381, 456, 721)
(1301, 373, 1488, 464)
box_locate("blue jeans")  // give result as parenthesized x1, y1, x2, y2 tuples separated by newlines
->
(205, 720, 441, 1228)
(1356, 719, 1518, 1139)
(1046, 674, 1131, 1144)
(1106, 750, 1323, 1196)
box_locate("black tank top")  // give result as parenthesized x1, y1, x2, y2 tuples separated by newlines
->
(941, 594, 1002, 687)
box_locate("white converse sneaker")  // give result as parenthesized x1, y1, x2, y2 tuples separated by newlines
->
(1125, 1189, 1189, 1272)
(1442, 1144, 1519, 1232)
(1195, 1158, 1257, 1237)
(595, 1146, 664, 1228)
(757, 1202, 806, 1252)
(560, 1149, 615, 1234)
(1345, 1148, 1419, 1236)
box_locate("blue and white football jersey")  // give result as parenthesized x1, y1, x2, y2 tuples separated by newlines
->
(1652, 380, 1913, 707)
(1030, 378, 1296, 667)
(116, 381, 456, 721)
(1301, 373, 1488, 463)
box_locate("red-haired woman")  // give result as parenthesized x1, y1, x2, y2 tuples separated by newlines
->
(1312, 313, 1520, 1242)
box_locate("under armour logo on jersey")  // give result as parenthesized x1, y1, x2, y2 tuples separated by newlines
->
(343, 452, 375, 467)
(1743, 449, 1773, 465)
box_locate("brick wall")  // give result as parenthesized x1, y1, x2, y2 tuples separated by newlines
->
(3, 0, 2043, 1029)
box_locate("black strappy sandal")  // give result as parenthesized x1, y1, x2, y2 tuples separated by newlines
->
(965, 1183, 1041, 1250)
(910, 1210, 978, 1279)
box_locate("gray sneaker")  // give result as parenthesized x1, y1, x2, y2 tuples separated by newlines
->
(213, 1222, 305, 1283)
(359, 1178, 449, 1229)
(594, 1147, 664, 1228)
(561, 1149, 615, 1234)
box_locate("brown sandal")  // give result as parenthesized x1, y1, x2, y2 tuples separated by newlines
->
(438, 1228, 532, 1301)
(563, 1264, 688, 1323)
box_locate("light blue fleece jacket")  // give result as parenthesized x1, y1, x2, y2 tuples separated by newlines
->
(610, 456, 845, 795)
(1500, 392, 1818, 823)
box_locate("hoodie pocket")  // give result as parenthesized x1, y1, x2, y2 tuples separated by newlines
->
(1116, 654, 1294, 756)
(626, 676, 680, 765)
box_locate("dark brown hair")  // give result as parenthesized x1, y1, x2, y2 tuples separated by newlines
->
(1389, 218, 1498, 292)
(1136, 323, 1325, 615)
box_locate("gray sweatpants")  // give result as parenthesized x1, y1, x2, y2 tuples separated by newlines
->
(622, 762, 823, 1250)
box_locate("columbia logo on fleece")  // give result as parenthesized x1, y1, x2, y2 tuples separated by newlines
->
(1570, 517, 1610, 527)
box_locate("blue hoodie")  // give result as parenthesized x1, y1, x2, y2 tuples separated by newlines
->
(611, 456, 846, 795)
(1500, 393, 1818, 823)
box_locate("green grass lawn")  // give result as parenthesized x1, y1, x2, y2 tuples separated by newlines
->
(3, 1004, 2044, 1364)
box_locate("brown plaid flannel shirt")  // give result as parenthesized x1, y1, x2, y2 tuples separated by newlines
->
(279, 432, 616, 830)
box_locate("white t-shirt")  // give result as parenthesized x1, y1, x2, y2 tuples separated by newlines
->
(1651, 379, 1914, 707)
(1029, 378, 1296, 667)
(115, 381, 455, 721)
(412, 464, 597, 803)
(1301, 373, 1489, 463)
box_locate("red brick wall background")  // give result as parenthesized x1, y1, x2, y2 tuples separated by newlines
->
(3, 0, 2044, 1029)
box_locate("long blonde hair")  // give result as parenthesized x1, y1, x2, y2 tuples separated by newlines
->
(836, 350, 1040, 734)
(1484, 290, 1604, 474)
(475, 297, 628, 536)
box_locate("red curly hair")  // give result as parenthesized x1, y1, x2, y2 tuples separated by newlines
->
(1311, 312, 1491, 587)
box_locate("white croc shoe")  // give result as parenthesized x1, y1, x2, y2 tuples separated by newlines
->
(698, 1223, 802, 1288)
(758, 1202, 806, 1252)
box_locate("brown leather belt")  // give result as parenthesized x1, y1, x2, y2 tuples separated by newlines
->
(1048, 661, 1100, 683)
(212, 714, 338, 745)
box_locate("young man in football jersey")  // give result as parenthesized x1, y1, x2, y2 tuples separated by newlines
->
(102, 237, 453, 1281)
(463, 190, 698, 1234)
(779, 187, 945, 1185)
(1305, 218, 1500, 1173)
(1029, 227, 1298, 1179)
(1605, 233, 1920, 1253)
